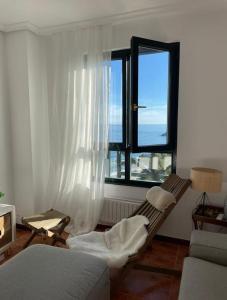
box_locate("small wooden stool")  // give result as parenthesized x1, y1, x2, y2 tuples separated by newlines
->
(22, 209, 70, 248)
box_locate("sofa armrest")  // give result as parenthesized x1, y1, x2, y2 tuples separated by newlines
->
(190, 230, 227, 266)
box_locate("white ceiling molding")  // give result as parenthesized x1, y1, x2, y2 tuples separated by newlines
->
(39, 5, 182, 35)
(0, 5, 176, 34)
(0, 2, 225, 35)
(0, 22, 40, 34)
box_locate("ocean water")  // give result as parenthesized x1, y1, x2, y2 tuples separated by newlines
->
(109, 124, 167, 145)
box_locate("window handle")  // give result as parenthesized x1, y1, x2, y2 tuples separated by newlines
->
(131, 104, 147, 111)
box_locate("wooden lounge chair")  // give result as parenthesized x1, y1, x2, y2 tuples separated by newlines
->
(22, 209, 70, 248)
(124, 174, 191, 276)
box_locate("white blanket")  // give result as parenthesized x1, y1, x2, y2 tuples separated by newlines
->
(67, 215, 149, 268)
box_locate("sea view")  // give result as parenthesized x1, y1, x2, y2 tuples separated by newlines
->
(107, 123, 171, 182)
(109, 124, 167, 145)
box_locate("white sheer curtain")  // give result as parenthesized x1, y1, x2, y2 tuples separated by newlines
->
(33, 25, 112, 235)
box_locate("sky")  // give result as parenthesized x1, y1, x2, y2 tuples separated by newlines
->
(109, 51, 169, 126)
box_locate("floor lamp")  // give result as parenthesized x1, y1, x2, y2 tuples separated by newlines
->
(190, 167, 222, 215)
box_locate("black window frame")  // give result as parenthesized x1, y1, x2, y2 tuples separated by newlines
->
(106, 36, 180, 188)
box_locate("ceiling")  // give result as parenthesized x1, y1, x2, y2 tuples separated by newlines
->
(0, 0, 227, 29)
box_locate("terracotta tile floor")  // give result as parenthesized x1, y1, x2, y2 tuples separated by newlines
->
(2, 229, 188, 300)
(110, 240, 188, 300)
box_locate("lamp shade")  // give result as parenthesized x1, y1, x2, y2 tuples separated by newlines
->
(190, 167, 222, 193)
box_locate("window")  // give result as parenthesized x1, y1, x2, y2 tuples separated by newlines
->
(105, 37, 180, 187)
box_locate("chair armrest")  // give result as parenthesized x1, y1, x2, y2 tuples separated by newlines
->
(190, 230, 227, 266)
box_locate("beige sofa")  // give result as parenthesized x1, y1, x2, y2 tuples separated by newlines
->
(179, 230, 227, 300)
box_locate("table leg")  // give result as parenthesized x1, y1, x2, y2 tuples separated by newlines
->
(199, 221, 204, 230)
(23, 231, 37, 249)
(192, 217, 198, 229)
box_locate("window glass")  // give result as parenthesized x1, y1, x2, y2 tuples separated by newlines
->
(106, 151, 125, 179)
(138, 48, 169, 146)
(106, 38, 179, 186)
(109, 59, 123, 143)
(130, 153, 172, 182)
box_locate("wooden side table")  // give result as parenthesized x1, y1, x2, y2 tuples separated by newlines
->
(192, 204, 227, 230)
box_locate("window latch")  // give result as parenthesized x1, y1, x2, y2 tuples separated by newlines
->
(131, 104, 147, 111)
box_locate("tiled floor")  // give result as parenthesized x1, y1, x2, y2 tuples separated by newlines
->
(110, 240, 188, 300)
(2, 229, 188, 300)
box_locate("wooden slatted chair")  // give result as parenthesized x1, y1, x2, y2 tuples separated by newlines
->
(124, 174, 191, 276)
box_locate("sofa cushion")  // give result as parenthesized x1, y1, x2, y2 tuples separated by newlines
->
(0, 244, 110, 300)
(190, 230, 227, 266)
(179, 257, 227, 300)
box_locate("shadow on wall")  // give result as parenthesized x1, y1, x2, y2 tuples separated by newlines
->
(176, 167, 191, 178)
(200, 158, 227, 182)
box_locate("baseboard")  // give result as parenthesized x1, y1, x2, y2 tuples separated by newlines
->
(154, 234, 190, 246)
(96, 224, 110, 231)
(97, 224, 190, 245)
(16, 223, 31, 231)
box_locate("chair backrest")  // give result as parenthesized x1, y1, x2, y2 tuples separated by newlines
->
(129, 174, 191, 261)
(161, 174, 191, 201)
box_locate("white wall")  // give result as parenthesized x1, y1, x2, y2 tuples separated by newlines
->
(4, 31, 50, 220)
(26, 32, 50, 213)
(105, 11, 227, 239)
(5, 31, 35, 219)
(0, 33, 13, 205)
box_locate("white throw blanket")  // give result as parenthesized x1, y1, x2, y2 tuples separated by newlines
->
(67, 215, 149, 268)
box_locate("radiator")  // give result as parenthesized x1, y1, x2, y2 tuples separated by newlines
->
(100, 197, 142, 225)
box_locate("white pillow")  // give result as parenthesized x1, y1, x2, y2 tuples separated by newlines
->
(146, 186, 176, 212)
